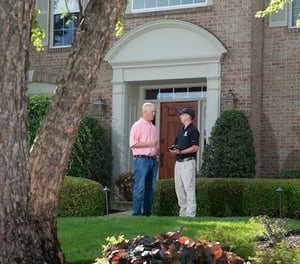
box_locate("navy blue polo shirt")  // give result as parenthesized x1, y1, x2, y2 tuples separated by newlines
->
(174, 123, 200, 160)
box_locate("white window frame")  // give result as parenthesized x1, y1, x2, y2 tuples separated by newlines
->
(126, 0, 213, 14)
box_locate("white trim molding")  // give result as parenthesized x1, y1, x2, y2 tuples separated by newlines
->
(105, 19, 227, 178)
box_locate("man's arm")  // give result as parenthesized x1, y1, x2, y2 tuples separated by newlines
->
(131, 140, 157, 148)
(172, 145, 199, 154)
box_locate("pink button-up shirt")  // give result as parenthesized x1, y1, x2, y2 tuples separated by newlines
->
(129, 118, 158, 156)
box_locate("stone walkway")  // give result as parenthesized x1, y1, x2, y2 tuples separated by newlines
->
(107, 210, 133, 216)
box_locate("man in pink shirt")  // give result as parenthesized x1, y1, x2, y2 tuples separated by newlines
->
(129, 102, 159, 216)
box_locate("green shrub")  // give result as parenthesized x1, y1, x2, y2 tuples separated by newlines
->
(250, 216, 298, 263)
(67, 117, 113, 188)
(28, 94, 52, 146)
(201, 110, 256, 178)
(84, 117, 112, 188)
(153, 178, 300, 218)
(274, 170, 300, 179)
(28, 95, 112, 187)
(67, 120, 92, 179)
(205, 178, 245, 217)
(152, 179, 179, 216)
(252, 216, 288, 245)
(251, 240, 297, 264)
(209, 225, 255, 259)
(58, 176, 105, 216)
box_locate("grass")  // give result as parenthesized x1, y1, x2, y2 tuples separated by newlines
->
(57, 215, 300, 264)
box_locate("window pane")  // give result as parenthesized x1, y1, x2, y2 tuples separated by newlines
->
(133, 0, 145, 9)
(189, 86, 207, 98)
(145, 0, 156, 8)
(145, 86, 207, 100)
(145, 89, 159, 99)
(54, 0, 79, 14)
(157, 0, 168, 7)
(174, 88, 187, 99)
(292, 0, 300, 27)
(169, 0, 180, 6)
(53, 13, 78, 46)
(158, 88, 173, 99)
(182, 0, 193, 4)
(133, 0, 207, 10)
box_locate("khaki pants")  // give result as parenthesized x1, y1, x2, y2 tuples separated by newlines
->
(174, 159, 196, 217)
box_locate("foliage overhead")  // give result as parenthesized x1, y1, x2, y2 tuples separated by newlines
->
(31, 9, 45, 51)
(256, 0, 292, 18)
(256, 0, 300, 27)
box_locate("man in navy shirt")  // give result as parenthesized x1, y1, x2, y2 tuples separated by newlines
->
(169, 107, 200, 217)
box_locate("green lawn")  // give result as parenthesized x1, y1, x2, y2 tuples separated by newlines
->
(58, 216, 300, 264)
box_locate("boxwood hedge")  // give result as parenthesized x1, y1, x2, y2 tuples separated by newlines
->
(58, 176, 105, 217)
(153, 178, 300, 219)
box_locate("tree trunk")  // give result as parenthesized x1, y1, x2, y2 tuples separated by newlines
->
(0, 0, 126, 262)
(0, 1, 51, 262)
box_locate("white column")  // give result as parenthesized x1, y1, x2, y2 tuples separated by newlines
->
(206, 62, 221, 140)
(111, 68, 130, 182)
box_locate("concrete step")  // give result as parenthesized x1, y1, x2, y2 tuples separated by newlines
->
(110, 200, 132, 211)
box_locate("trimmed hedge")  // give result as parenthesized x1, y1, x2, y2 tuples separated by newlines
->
(58, 176, 105, 217)
(153, 178, 300, 219)
(274, 170, 300, 179)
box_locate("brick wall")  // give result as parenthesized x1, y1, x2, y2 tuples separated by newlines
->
(30, 0, 300, 177)
(261, 24, 300, 177)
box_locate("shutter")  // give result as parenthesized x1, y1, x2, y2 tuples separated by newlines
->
(36, 0, 49, 46)
(269, 5, 288, 27)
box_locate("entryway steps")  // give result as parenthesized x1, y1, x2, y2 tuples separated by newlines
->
(111, 200, 132, 211)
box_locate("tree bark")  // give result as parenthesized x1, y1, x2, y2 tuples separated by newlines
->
(0, 0, 126, 262)
(0, 1, 47, 262)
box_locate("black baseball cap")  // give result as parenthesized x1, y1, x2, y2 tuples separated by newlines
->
(178, 108, 195, 119)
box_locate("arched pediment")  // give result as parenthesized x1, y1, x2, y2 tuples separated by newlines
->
(105, 19, 227, 65)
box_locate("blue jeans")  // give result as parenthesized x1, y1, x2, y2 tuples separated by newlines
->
(132, 157, 158, 216)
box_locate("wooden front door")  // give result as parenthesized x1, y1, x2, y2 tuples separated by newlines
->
(159, 101, 198, 179)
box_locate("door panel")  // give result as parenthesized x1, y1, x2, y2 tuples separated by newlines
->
(159, 101, 198, 179)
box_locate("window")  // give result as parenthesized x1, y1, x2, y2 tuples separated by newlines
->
(291, 0, 300, 27)
(53, 12, 79, 46)
(145, 86, 207, 100)
(269, 0, 300, 28)
(131, 0, 208, 13)
(52, 0, 80, 47)
(35, 0, 88, 47)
